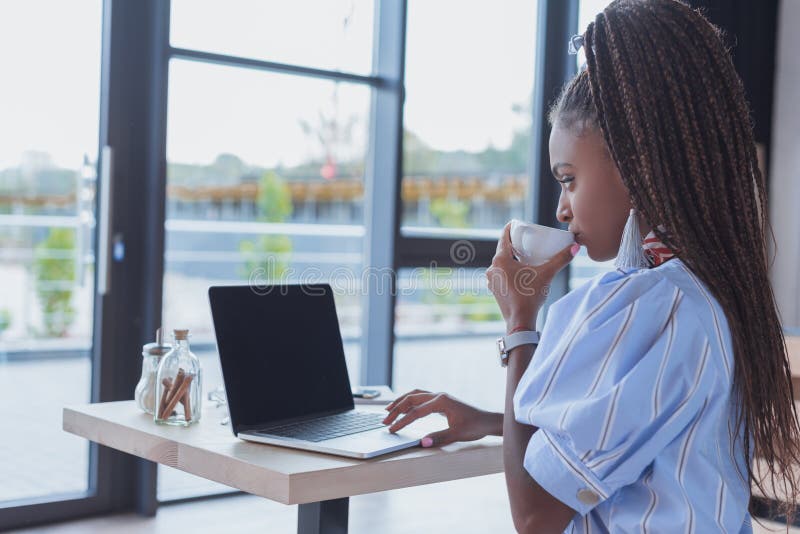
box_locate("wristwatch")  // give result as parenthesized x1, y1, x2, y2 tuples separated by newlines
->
(497, 330, 540, 367)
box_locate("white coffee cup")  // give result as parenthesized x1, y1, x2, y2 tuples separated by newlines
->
(508, 219, 577, 266)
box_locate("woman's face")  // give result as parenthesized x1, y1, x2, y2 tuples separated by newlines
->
(549, 122, 648, 262)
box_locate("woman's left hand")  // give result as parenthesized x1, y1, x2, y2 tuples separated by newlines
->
(487, 222, 579, 333)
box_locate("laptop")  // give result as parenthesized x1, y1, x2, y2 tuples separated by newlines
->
(208, 283, 424, 459)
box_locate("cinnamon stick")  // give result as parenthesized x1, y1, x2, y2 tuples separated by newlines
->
(159, 373, 194, 421)
(159, 368, 186, 419)
(158, 377, 173, 417)
(181, 389, 192, 422)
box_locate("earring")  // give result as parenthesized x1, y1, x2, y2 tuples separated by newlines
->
(614, 208, 651, 270)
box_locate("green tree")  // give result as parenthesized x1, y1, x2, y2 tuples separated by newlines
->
(34, 228, 76, 337)
(239, 171, 294, 281)
(0, 308, 11, 335)
(430, 198, 469, 228)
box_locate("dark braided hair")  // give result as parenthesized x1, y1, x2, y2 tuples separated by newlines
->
(550, 0, 799, 527)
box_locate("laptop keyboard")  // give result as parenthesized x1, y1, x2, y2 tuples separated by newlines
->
(255, 411, 387, 443)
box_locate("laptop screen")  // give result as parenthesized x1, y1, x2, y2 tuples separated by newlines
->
(208, 283, 355, 434)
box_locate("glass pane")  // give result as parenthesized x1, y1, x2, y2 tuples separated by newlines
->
(401, 1, 538, 234)
(575, 0, 613, 68)
(567, 0, 617, 289)
(392, 267, 507, 413)
(159, 59, 370, 500)
(170, 0, 374, 76)
(0, 0, 101, 503)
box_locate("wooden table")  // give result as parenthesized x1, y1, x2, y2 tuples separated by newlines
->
(63, 401, 502, 534)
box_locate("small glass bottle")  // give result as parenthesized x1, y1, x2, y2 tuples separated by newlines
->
(155, 329, 202, 426)
(135, 327, 171, 415)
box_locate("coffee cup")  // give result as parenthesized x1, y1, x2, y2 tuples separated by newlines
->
(508, 219, 576, 266)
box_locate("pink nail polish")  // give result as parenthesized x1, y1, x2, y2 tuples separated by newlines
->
(421, 437, 433, 447)
(570, 244, 580, 256)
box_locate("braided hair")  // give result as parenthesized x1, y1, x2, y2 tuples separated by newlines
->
(550, 0, 799, 526)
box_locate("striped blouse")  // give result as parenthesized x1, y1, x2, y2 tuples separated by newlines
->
(513, 257, 753, 533)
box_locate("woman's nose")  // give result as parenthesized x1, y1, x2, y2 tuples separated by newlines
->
(556, 194, 572, 223)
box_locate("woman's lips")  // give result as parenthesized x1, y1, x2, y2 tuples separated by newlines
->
(573, 233, 583, 244)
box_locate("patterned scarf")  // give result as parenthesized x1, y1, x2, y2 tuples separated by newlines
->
(642, 226, 677, 267)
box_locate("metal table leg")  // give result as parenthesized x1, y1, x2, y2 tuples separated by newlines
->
(297, 497, 349, 534)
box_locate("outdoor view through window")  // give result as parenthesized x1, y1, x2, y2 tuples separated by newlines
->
(0, 0, 100, 504)
(0, 0, 614, 505)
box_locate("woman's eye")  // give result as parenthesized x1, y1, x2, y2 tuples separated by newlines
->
(558, 176, 574, 185)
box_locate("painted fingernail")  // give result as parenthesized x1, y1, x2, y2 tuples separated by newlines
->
(421, 437, 433, 447)
(570, 244, 580, 256)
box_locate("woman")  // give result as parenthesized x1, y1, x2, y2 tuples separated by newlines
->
(382, 1, 800, 532)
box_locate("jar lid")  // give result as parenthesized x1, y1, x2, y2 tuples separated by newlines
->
(143, 342, 171, 356)
(173, 328, 190, 340)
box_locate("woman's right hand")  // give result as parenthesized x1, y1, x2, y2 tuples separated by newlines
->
(381, 389, 502, 448)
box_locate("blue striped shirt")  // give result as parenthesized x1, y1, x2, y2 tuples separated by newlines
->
(513, 257, 753, 533)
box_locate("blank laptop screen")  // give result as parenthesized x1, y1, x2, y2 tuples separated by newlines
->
(208, 284, 354, 434)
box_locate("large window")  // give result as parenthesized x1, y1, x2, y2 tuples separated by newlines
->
(401, 0, 539, 234)
(392, 267, 507, 413)
(158, 1, 375, 501)
(170, 0, 375, 75)
(0, 0, 102, 505)
(393, 0, 540, 399)
(1, 1, 583, 527)
(566, 0, 616, 291)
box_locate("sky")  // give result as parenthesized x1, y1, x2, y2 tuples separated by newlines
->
(0, 0, 608, 171)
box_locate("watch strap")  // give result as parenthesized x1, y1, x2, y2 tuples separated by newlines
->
(497, 330, 540, 367)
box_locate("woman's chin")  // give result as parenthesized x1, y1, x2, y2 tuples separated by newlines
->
(585, 246, 616, 263)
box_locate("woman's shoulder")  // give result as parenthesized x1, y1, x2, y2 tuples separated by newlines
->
(549, 259, 684, 327)
(554, 258, 723, 320)
(548, 257, 734, 379)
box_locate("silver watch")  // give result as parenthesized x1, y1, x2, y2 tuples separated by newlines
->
(497, 330, 540, 367)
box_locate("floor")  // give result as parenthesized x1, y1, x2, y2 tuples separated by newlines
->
(9, 474, 800, 534)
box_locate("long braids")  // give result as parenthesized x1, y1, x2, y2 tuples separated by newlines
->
(553, 0, 799, 527)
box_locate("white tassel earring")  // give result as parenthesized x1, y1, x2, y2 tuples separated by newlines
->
(614, 207, 650, 270)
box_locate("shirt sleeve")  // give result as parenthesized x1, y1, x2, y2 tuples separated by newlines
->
(513, 268, 717, 516)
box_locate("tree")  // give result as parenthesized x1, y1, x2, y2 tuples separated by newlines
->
(34, 228, 76, 337)
(430, 198, 469, 228)
(239, 171, 294, 281)
(0, 308, 11, 336)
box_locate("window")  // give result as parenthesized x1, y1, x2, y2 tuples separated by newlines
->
(392, 267, 507, 412)
(0, 0, 102, 504)
(567, 0, 616, 291)
(158, 6, 375, 501)
(401, 0, 539, 234)
(1, 1, 582, 524)
(170, 0, 374, 75)
(393, 0, 541, 400)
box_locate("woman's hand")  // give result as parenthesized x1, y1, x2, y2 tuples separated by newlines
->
(382, 389, 502, 447)
(487, 222, 579, 333)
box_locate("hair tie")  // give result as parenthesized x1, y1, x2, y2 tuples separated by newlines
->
(568, 34, 584, 55)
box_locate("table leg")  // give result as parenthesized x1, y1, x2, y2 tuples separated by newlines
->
(297, 497, 349, 534)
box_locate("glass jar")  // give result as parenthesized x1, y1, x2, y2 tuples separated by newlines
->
(134, 328, 171, 415)
(155, 329, 202, 426)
